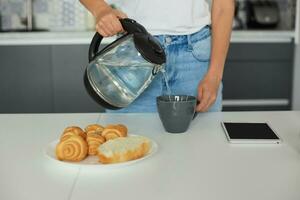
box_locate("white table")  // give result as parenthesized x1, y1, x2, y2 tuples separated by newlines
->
(1, 112, 300, 200)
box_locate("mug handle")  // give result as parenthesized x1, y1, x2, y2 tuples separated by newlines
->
(193, 112, 198, 120)
(193, 100, 200, 120)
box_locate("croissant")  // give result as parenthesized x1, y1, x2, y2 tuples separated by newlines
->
(85, 124, 105, 134)
(60, 126, 86, 141)
(56, 135, 88, 162)
(101, 124, 128, 141)
(86, 131, 106, 155)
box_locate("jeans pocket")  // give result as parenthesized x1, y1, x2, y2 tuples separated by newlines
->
(191, 35, 211, 62)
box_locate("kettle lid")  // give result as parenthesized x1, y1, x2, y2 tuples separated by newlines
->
(134, 33, 166, 65)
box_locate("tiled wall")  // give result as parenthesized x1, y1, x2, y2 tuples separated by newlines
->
(0, 0, 27, 30)
(0, 0, 94, 31)
(0, 0, 297, 31)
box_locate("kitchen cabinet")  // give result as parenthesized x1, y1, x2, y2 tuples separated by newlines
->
(0, 42, 295, 113)
(223, 43, 294, 111)
(51, 45, 103, 113)
(0, 45, 104, 113)
(0, 46, 53, 113)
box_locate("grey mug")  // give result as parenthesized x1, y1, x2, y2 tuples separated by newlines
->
(156, 95, 198, 133)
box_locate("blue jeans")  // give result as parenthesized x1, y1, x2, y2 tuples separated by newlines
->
(107, 26, 223, 113)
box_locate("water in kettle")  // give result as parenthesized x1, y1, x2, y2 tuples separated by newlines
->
(92, 62, 155, 107)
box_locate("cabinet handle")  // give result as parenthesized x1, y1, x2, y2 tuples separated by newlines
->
(222, 99, 289, 107)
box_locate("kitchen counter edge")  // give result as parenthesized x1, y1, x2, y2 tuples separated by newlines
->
(0, 30, 295, 46)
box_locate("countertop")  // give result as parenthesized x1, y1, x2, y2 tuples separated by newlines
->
(0, 30, 295, 46)
(1, 112, 300, 200)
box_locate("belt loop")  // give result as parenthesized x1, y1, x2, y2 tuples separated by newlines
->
(165, 36, 172, 45)
(187, 34, 192, 50)
(156, 35, 166, 49)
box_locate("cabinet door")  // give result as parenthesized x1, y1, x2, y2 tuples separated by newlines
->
(222, 43, 294, 111)
(51, 45, 104, 113)
(223, 61, 293, 99)
(0, 46, 53, 113)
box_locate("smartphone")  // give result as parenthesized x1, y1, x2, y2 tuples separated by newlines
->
(221, 122, 281, 144)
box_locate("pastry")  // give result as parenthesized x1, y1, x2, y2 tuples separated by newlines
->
(56, 135, 88, 162)
(60, 126, 86, 141)
(86, 131, 106, 155)
(97, 136, 151, 164)
(101, 124, 128, 141)
(85, 124, 105, 134)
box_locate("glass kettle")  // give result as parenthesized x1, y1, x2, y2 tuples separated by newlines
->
(84, 18, 166, 110)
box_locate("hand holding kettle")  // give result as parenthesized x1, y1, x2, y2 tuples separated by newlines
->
(80, 0, 127, 37)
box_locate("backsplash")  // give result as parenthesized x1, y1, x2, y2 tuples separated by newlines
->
(0, 0, 95, 31)
(0, 0, 27, 30)
(0, 0, 297, 32)
(50, 0, 89, 31)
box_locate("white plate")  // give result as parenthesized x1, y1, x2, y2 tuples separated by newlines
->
(44, 135, 158, 168)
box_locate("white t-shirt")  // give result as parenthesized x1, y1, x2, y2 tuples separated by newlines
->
(108, 0, 211, 35)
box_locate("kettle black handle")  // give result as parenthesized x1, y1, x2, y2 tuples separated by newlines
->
(88, 18, 148, 62)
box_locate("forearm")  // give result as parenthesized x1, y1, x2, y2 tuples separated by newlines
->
(209, 0, 235, 80)
(79, 0, 109, 17)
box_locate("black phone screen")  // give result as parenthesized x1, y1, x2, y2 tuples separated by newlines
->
(223, 122, 280, 140)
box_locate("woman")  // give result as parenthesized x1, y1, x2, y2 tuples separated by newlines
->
(80, 0, 234, 113)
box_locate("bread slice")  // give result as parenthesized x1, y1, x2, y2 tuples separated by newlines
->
(97, 136, 151, 164)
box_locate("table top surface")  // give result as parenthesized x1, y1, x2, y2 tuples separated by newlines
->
(1, 111, 300, 200)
